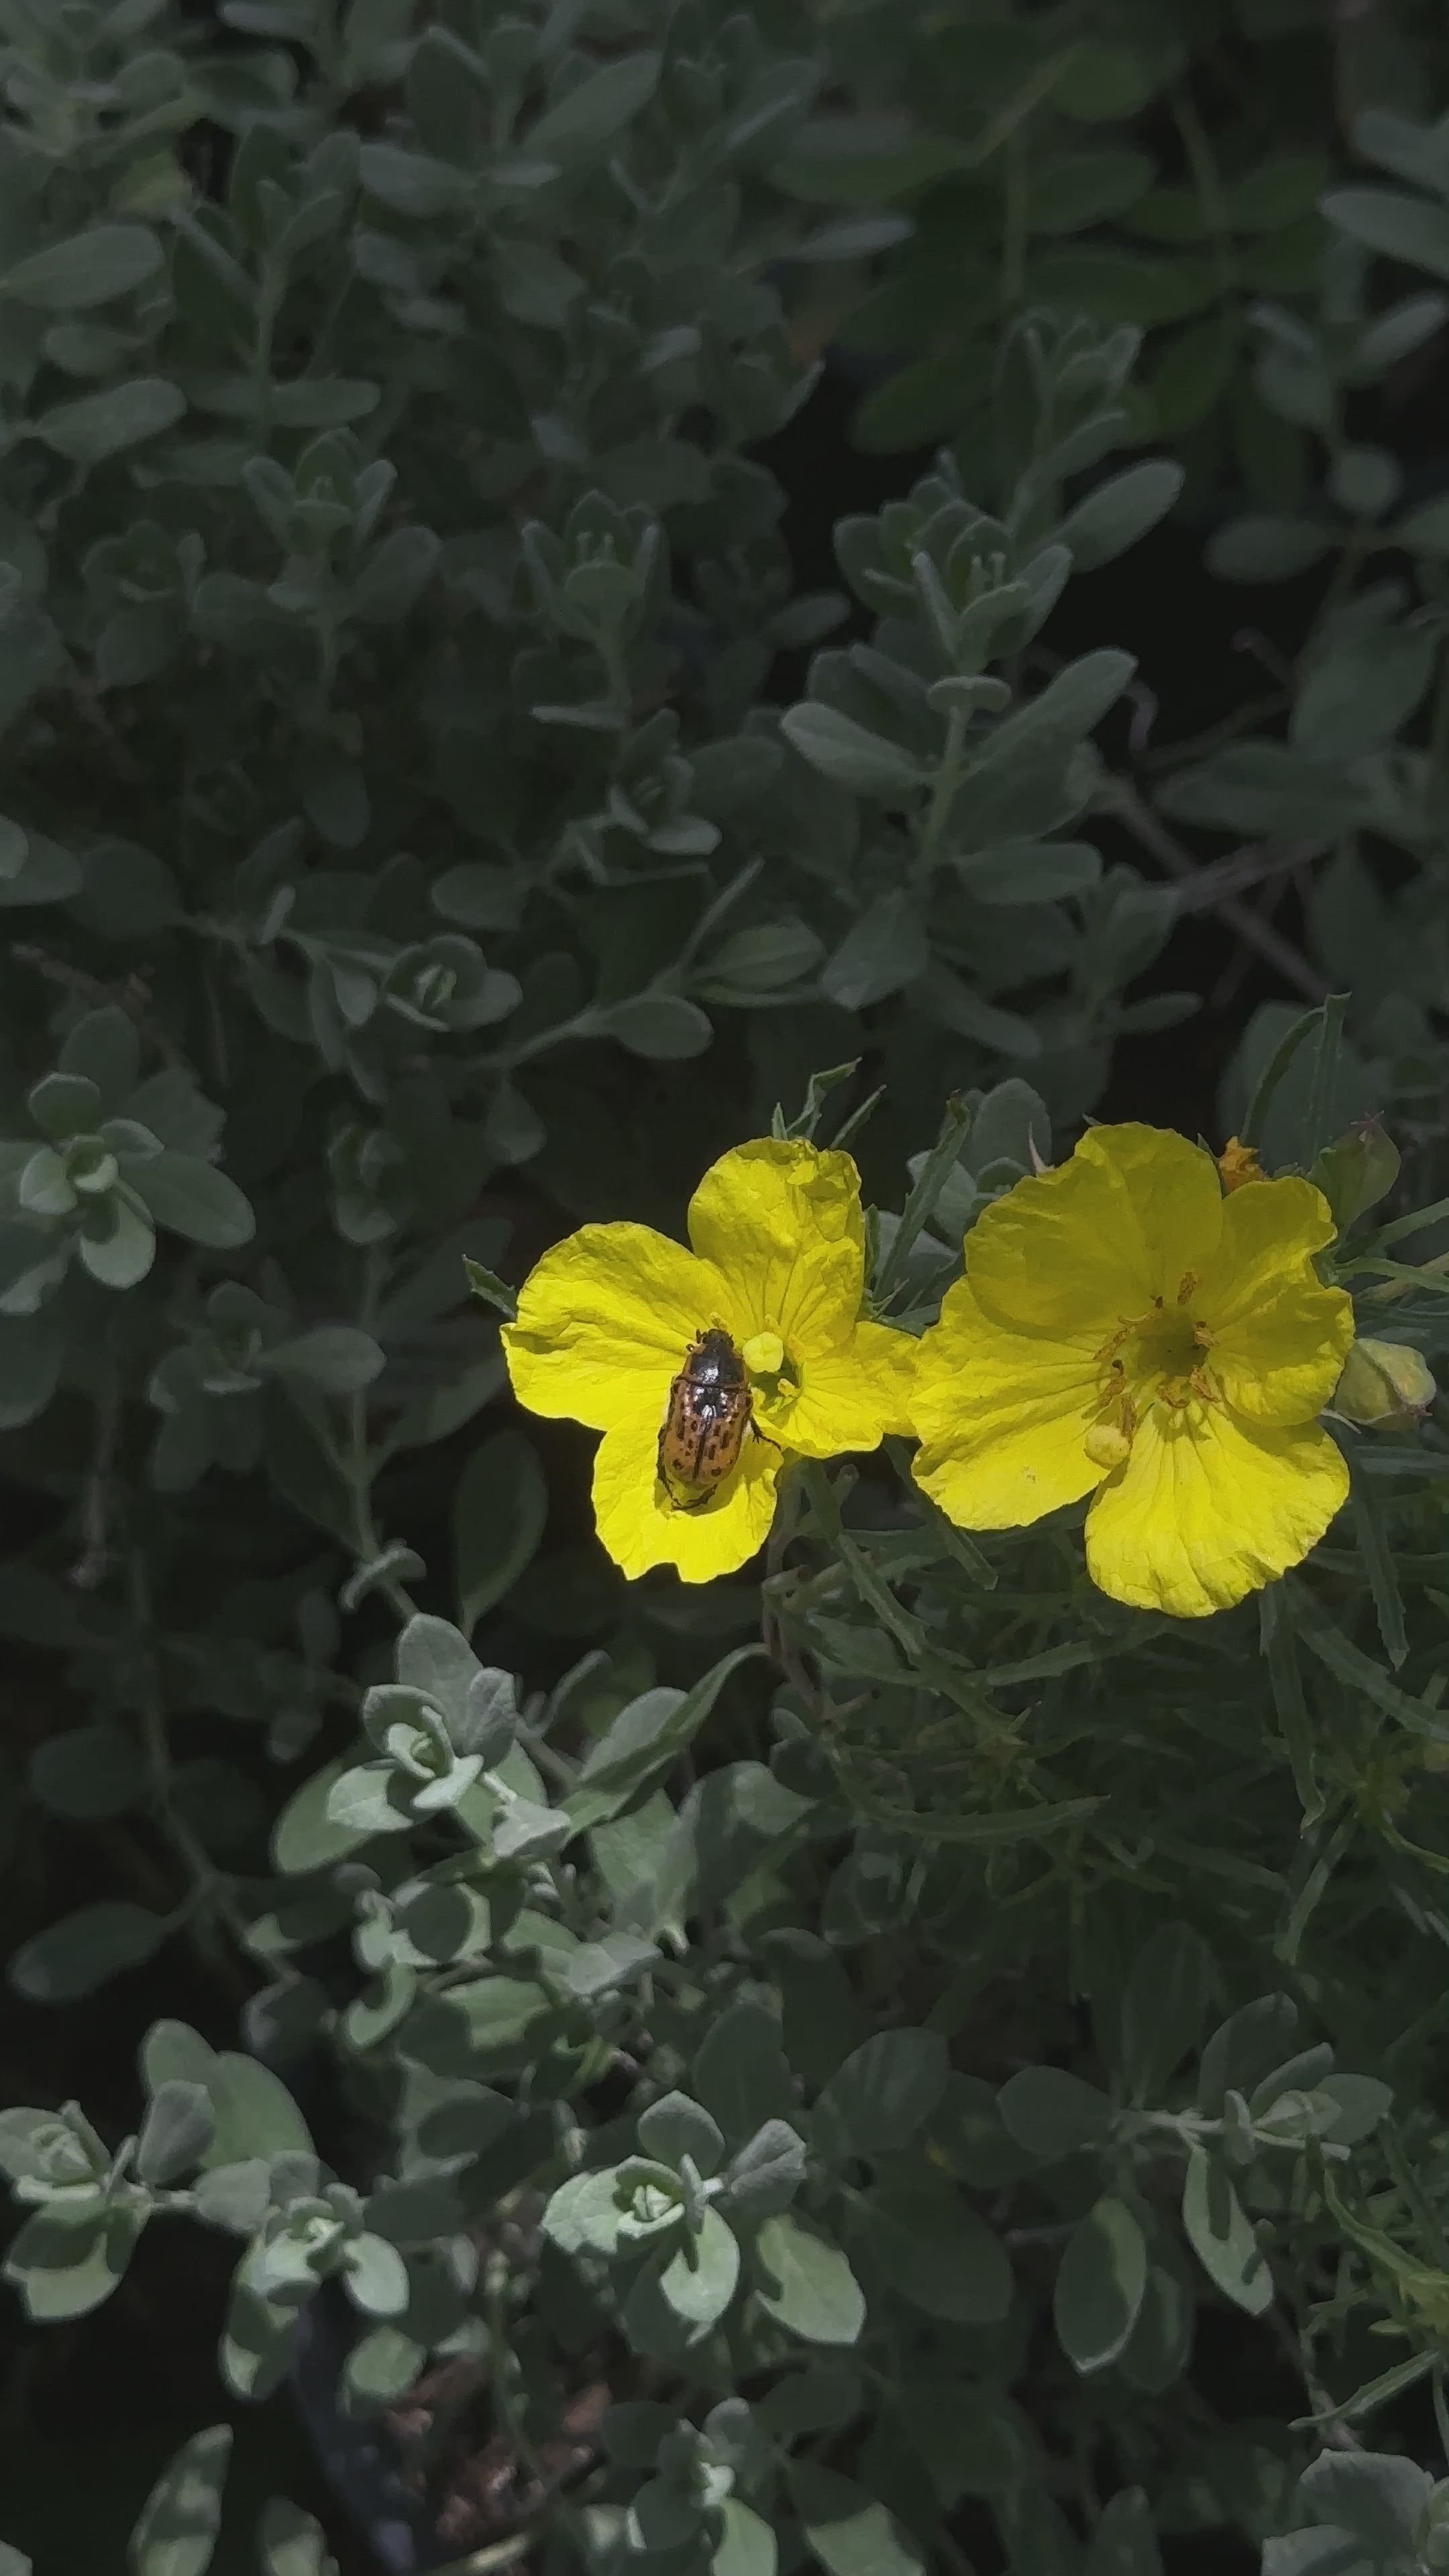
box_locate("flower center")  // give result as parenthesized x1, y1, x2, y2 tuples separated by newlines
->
(1086, 1276, 1220, 1469)
(742, 1327, 800, 1422)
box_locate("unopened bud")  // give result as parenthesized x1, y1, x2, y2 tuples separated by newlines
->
(1332, 1338, 1436, 1430)
(1218, 1136, 1265, 1193)
(1309, 1114, 1400, 1230)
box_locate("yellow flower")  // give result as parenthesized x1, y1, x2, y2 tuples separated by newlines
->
(502, 1138, 916, 1584)
(910, 1122, 1354, 1619)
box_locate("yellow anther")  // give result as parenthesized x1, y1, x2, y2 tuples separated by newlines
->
(1085, 1421, 1132, 1470)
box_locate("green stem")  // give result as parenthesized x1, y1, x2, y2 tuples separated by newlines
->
(1000, 130, 1028, 312)
(253, 255, 283, 438)
(1430, 634, 1449, 784)
(597, 629, 631, 722)
(1173, 84, 1234, 307)
(345, 1246, 420, 1625)
(800, 1462, 923, 1661)
(129, 1553, 254, 1968)
(484, 2251, 588, 2548)
(915, 704, 969, 885)
(488, 1008, 600, 1075)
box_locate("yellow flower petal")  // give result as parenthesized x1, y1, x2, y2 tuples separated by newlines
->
(910, 1278, 1102, 1527)
(1194, 1173, 1352, 1426)
(761, 1320, 918, 1458)
(687, 1138, 865, 1354)
(1197, 1173, 1337, 1326)
(592, 1403, 782, 1582)
(1212, 1282, 1354, 1426)
(853, 1319, 921, 1438)
(502, 1222, 718, 1431)
(1085, 1405, 1348, 1617)
(966, 1122, 1224, 1340)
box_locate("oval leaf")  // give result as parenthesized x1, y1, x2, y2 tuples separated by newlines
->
(1054, 2195, 1148, 2373)
(10, 1900, 169, 2002)
(753, 2212, 865, 2346)
(129, 2425, 233, 2576)
(5, 224, 161, 311)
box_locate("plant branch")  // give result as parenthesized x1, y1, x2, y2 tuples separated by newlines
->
(1101, 777, 1329, 1002)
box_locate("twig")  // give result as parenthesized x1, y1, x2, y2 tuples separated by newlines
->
(1268, 2306, 1363, 2449)
(1139, 688, 1291, 774)
(1102, 779, 1329, 1002)
(70, 1375, 121, 1591)
(129, 1550, 256, 1980)
(1166, 837, 1326, 916)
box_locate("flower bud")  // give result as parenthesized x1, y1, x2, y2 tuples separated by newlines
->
(1309, 1114, 1401, 1230)
(1217, 1136, 1265, 1193)
(1332, 1338, 1436, 1430)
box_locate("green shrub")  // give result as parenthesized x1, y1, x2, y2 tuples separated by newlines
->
(6, 6, 1449, 2575)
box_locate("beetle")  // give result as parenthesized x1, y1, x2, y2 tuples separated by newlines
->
(657, 1326, 771, 1507)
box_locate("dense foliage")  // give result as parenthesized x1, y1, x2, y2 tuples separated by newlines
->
(6, 3, 1449, 2573)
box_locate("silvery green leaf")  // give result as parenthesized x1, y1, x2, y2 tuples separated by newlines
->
(260, 1327, 385, 1394)
(192, 2161, 273, 2236)
(721, 2119, 808, 2216)
(341, 2231, 410, 2318)
(491, 1794, 570, 1863)
(26, 1072, 100, 1139)
(638, 2093, 726, 2178)
(136, 2082, 216, 2187)
(4, 225, 161, 311)
(527, 52, 662, 161)
(655, 2205, 740, 2334)
(997, 2065, 1115, 2159)
(564, 1929, 659, 1996)
(127, 1153, 254, 1250)
(36, 376, 185, 463)
(5, 2200, 147, 2320)
(1181, 2144, 1273, 2314)
(9, 1900, 169, 2002)
(30, 1720, 147, 1821)
(789, 2465, 924, 2576)
(1053, 2196, 1148, 2373)
(255, 2499, 337, 2576)
(127, 2424, 232, 2576)
(543, 2167, 635, 2257)
(361, 1682, 437, 1753)
(0, 2105, 107, 2190)
(780, 702, 926, 800)
(323, 1762, 414, 1835)
(453, 1664, 517, 1762)
(395, 1612, 479, 1719)
(752, 2213, 865, 2346)
(1298, 2453, 1429, 2557)
(812, 2028, 949, 2159)
(410, 1754, 484, 1814)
